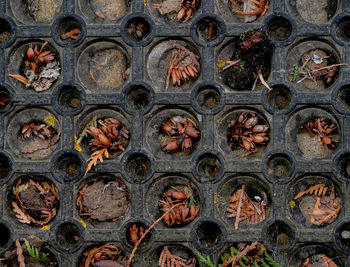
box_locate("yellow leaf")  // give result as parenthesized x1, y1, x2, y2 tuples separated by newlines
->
(80, 220, 87, 228)
(44, 116, 55, 127)
(41, 225, 51, 231)
(289, 200, 296, 208)
(74, 136, 82, 152)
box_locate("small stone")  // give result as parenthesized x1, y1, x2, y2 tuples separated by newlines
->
(341, 230, 350, 239)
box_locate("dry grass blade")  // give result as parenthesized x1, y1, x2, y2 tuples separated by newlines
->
(16, 239, 25, 267)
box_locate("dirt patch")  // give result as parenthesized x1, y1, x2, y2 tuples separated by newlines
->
(91, 0, 128, 20)
(79, 180, 130, 221)
(26, 0, 61, 23)
(2, 235, 56, 266)
(296, 0, 329, 24)
(89, 48, 127, 89)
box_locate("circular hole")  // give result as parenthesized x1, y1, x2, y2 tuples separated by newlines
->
(226, 111, 270, 156)
(125, 153, 151, 179)
(196, 221, 222, 248)
(286, 40, 339, 90)
(57, 16, 82, 42)
(288, 176, 342, 227)
(297, 116, 339, 158)
(126, 17, 151, 41)
(79, 243, 127, 266)
(267, 221, 293, 248)
(0, 155, 11, 180)
(196, 17, 221, 42)
(217, 30, 272, 91)
(336, 84, 350, 111)
(0, 19, 12, 43)
(0, 87, 11, 112)
(296, 0, 337, 24)
(338, 222, 350, 251)
(267, 16, 292, 41)
(0, 223, 10, 247)
(56, 222, 81, 246)
(57, 85, 82, 111)
(197, 153, 221, 179)
(267, 154, 292, 180)
(126, 222, 151, 247)
(267, 85, 292, 110)
(337, 153, 350, 179)
(126, 86, 151, 110)
(54, 153, 82, 181)
(337, 16, 350, 42)
(159, 115, 201, 155)
(76, 175, 130, 223)
(8, 41, 61, 93)
(147, 245, 198, 266)
(196, 86, 220, 110)
(218, 176, 271, 228)
(8, 175, 60, 226)
(151, 0, 200, 23)
(78, 41, 129, 92)
(146, 39, 200, 92)
(1, 236, 58, 265)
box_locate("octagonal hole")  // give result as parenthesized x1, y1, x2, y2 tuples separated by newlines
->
(195, 86, 221, 110)
(267, 153, 292, 180)
(197, 153, 221, 179)
(0, 18, 12, 43)
(57, 16, 82, 42)
(126, 17, 151, 41)
(57, 85, 82, 112)
(56, 222, 81, 247)
(126, 85, 151, 110)
(54, 153, 82, 181)
(196, 17, 221, 42)
(125, 153, 151, 179)
(336, 16, 350, 42)
(196, 221, 222, 248)
(267, 221, 293, 248)
(266, 16, 292, 41)
(267, 85, 292, 110)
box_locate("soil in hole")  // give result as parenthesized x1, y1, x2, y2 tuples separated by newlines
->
(0, 224, 10, 247)
(57, 223, 80, 246)
(267, 18, 291, 41)
(1, 235, 57, 266)
(24, 0, 61, 23)
(89, 48, 127, 89)
(0, 161, 10, 179)
(197, 19, 220, 41)
(267, 157, 291, 179)
(197, 222, 221, 247)
(128, 157, 150, 177)
(204, 94, 219, 109)
(91, 0, 128, 20)
(0, 31, 11, 43)
(78, 180, 130, 221)
(296, 0, 335, 24)
(198, 156, 219, 177)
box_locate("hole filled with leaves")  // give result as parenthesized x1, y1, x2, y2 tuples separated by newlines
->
(196, 221, 221, 248)
(127, 222, 151, 247)
(266, 16, 292, 41)
(126, 153, 151, 178)
(57, 85, 82, 111)
(126, 86, 151, 110)
(196, 17, 221, 42)
(0, 223, 10, 247)
(126, 17, 151, 41)
(0, 18, 12, 43)
(196, 86, 220, 110)
(56, 222, 81, 246)
(267, 85, 292, 110)
(58, 16, 82, 42)
(197, 153, 220, 178)
(266, 153, 292, 179)
(266, 221, 293, 248)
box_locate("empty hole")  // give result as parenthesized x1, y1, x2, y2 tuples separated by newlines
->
(336, 16, 350, 42)
(337, 85, 350, 110)
(267, 85, 292, 110)
(0, 155, 11, 179)
(267, 16, 292, 41)
(126, 86, 151, 110)
(126, 222, 151, 247)
(339, 222, 350, 250)
(0, 88, 11, 111)
(267, 221, 293, 247)
(56, 222, 80, 246)
(54, 153, 82, 180)
(0, 223, 10, 247)
(58, 16, 82, 42)
(197, 153, 220, 178)
(196, 17, 221, 42)
(0, 19, 12, 43)
(196, 221, 221, 248)
(57, 85, 82, 111)
(338, 153, 350, 179)
(126, 17, 151, 41)
(267, 154, 292, 179)
(126, 153, 151, 178)
(196, 86, 220, 110)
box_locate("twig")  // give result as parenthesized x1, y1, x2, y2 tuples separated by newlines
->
(16, 239, 25, 267)
(258, 69, 272, 91)
(311, 63, 350, 72)
(234, 184, 245, 230)
(168, 40, 200, 67)
(251, 74, 259, 91)
(208, 22, 213, 39)
(127, 202, 184, 267)
(222, 59, 240, 71)
(222, 241, 258, 267)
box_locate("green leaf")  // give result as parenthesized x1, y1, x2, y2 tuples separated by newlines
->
(187, 185, 196, 208)
(198, 253, 216, 267)
(292, 66, 299, 82)
(261, 259, 269, 267)
(221, 252, 231, 262)
(252, 261, 259, 267)
(264, 251, 282, 267)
